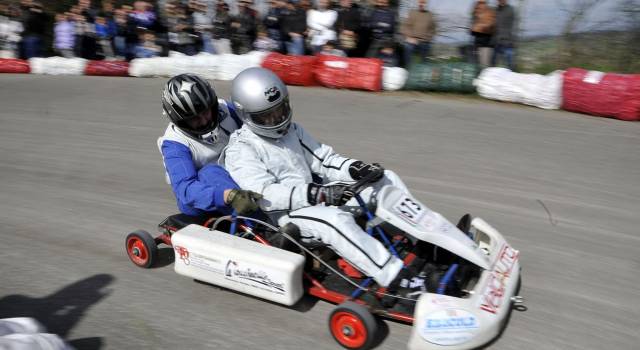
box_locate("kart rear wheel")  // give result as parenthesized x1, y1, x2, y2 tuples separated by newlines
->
(126, 230, 157, 268)
(329, 301, 378, 350)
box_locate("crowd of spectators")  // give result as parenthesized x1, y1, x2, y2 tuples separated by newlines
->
(0, 0, 517, 69)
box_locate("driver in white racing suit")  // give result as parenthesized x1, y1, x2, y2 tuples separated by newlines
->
(221, 68, 420, 288)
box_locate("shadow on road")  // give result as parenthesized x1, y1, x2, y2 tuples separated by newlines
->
(0, 274, 115, 349)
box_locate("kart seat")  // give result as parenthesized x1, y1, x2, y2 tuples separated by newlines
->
(159, 213, 212, 231)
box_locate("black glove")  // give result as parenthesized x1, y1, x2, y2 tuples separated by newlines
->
(226, 189, 263, 215)
(307, 183, 354, 206)
(349, 161, 384, 182)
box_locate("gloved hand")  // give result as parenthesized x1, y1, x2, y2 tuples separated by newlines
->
(307, 183, 354, 206)
(349, 161, 384, 182)
(226, 189, 263, 215)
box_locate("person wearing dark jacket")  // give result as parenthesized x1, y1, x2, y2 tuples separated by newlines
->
(281, 0, 306, 55)
(20, 1, 48, 59)
(491, 0, 516, 70)
(335, 0, 360, 56)
(230, 0, 257, 54)
(263, 0, 285, 53)
(212, 1, 232, 54)
(365, 0, 395, 58)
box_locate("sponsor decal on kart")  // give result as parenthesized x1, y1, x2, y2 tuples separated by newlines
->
(479, 244, 519, 314)
(419, 308, 479, 346)
(175, 246, 225, 274)
(224, 260, 286, 295)
(174, 245, 190, 265)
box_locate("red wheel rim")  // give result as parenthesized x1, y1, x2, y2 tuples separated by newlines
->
(331, 311, 367, 349)
(127, 236, 148, 266)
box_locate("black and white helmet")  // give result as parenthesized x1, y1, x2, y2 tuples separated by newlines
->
(231, 67, 291, 139)
(162, 73, 219, 137)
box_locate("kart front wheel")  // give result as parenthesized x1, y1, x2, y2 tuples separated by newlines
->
(126, 230, 157, 268)
(329, 301, 378, 350)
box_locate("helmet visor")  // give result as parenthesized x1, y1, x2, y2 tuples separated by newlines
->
(249, 100, 291, 127)
(177, 107, 218, 136)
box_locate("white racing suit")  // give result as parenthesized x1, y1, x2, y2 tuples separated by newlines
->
(221, 123, 407, 287)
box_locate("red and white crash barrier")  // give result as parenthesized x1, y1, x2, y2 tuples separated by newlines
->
(29, 57, 87, 75)
(1, 54, 405, 93)
(382, 67, 409, 91)
(562, 68, 640, 121)
(261, 53, 318, 86)
(0, 58, 30, 73)
(314, 55, 383, 92)
(128, 51, 268, 80)
(474, 67, 564, 110)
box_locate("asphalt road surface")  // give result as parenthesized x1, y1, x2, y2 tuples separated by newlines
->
(1, 75, 639, 350)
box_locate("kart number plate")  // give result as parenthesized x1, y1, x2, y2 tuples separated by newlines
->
(393, 195, 426, 226)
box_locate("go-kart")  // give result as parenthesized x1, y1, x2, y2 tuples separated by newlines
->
(125, 168, 523, 350)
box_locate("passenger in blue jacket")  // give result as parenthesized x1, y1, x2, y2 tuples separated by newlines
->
(157, 73, 262, 217)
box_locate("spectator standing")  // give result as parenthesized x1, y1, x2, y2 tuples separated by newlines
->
(113, 7, 134, 59)
(335, 0, 361, 56)
(0, 5, 24, 58)
(492, 0, 516, 70)
(95, 15, 115, 58)
(281, 0, 306, 55)
(212, 1, 232, 54)
(53, 13, 75, 58)
(136, 29, 161, 57)
(365, 0, 395, 58)
(130, 1, 156, 29)
(74, 13, 98, 59)
(470, 0, 495, 67)
(167, 3, 197, 55)
(78, 0, 98, 23)
(20, 1, 48, 59)
(263, 0, 285, 52)
(400, 0, 436, 67)
(306, 0, 337, 54)
(191, 0, 214, 54)
(253, 28, 278, 52)
(230, 0, 257, 54)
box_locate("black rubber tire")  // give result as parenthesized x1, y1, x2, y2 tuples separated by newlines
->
(125, 230, 158, 268)
(328, 301, 379, 350)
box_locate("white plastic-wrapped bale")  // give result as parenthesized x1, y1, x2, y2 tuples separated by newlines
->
(382, 67, 408, 91)
(28, 57, 87, 75)
(129, 56, 174, 77)
(215, 51, 268, 81)
(474, 68, 563, 110)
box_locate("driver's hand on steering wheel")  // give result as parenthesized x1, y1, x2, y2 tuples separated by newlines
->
(349, 161, 384, 182)
(225, 189, 263, 215)
(307, 183, 354, 207)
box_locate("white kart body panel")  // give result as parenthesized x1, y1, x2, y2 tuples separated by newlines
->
(407, 218, 521, 350)
(172, 224, 305, 306)
(375, 186, 490, 270)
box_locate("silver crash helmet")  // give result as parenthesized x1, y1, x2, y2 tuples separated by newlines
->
(231, 67, 292, 139)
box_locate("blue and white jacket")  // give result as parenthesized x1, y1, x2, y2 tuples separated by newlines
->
(157, 99, 242, 216)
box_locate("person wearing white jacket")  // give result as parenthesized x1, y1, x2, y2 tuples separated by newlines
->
(222, 68, 422, 289)
(306, 0, 337, 53)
